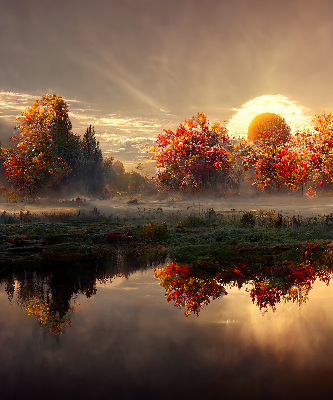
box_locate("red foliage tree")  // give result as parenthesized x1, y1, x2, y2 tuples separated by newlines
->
(307, 111, 333, 194)
(149, 112, 235, 192)
(242, 132, 312, 192)
(155, 249, 333, 315)
(242, 111, 333, 196)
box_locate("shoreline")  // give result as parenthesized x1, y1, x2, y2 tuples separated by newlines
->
(1, 196, 333, 269)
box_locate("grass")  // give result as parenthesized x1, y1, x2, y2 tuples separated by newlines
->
(0, 206, 333, 269)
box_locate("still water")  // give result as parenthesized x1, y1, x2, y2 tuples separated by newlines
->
(1, 261, 333, 400)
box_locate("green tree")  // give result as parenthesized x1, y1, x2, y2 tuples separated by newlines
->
(102, 159, 128, 191)
(78, 125, 103, 194)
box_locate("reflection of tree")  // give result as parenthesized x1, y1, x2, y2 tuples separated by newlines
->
(154, 262, 227, 316)
(249, 260, 333, 311)
(155, 245, 333, 315)
(20, 297, 73, 335)
(0, 253, 143, 335)
(13, 271, 86, 335)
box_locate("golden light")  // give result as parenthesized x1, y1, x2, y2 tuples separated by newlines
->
(226, 95, 312, 139)
(247, 112, 291, 143)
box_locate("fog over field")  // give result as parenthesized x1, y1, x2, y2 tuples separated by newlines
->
(2, 193, 333, 219)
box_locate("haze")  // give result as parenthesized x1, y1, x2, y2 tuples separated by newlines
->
(1, 0, 333, 167)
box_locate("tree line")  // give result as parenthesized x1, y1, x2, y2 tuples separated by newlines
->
(1, 93, 333, 200)
(149, 111, 333, 197)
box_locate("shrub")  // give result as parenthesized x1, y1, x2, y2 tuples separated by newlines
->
(241, 212, 256, 227)
(142, 221, 169, 241)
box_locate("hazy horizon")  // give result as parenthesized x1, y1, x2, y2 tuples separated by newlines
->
(2, 0, 333, 169)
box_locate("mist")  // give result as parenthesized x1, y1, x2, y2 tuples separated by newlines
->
(2, 0, 333, 201)
(0, 119, 14, 145)
(2, 0, 333, 119)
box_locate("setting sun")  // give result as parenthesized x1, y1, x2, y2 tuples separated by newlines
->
(226, 95, 312, 138)
(247, 112, 291, 143)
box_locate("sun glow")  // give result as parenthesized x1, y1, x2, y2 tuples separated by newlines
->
(226, 95, 312, 138)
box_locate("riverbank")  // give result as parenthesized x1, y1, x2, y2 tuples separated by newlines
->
(1, 195, 333, 269)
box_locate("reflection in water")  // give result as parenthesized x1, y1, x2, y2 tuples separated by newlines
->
(154, 262, 227, 315)
(0, 251, 146, 335)
(1, 243, 333, 336)
(155, 243, 333, 315)
(1, 244, 333, 399)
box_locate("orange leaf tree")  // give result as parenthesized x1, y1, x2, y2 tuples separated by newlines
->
(15, 94, 81, 171)
(242, 113, 313, 193)
(148, 112, 235, 192)
(2, 94, 79, 197)
(3, 132, 70, 197)
(243, 132, 312, 192)
(154, 262, 227, 316)
(243, 111, 333, 196)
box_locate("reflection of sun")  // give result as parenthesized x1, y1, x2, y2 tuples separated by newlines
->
(226, 95, 312, 138)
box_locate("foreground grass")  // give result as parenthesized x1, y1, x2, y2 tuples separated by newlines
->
(0, 207, 332, 269)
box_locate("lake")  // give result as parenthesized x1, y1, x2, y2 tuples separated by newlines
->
(1, 258, 333, 400)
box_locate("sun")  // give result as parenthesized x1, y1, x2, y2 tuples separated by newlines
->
(248, 112, 291, 143)
(226, 95, 312, 139)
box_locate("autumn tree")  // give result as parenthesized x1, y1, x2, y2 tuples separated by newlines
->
(0, 143, 9, 199)
(1, 94, 80, 197)
(245, 111, 333, 196)
(0, 142, 6, 182)
(2, 131, 70, 197)
(149, 112, 235, 192)
(154, 262, 227, 316)
(241, 113, 312, 192)
(242, 133, 312, 193)
(15, 94, 81, 172)
(307, 111, 333, 193)
(270, 135, 312, 192)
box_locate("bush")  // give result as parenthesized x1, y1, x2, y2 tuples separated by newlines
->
(178, 215, 207, 228)
(142, 221, 169, 241)
(241, 212, 256, 227)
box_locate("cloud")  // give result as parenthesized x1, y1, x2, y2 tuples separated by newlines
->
(0, 91, 37, 114)
(0, 90, 172, 162)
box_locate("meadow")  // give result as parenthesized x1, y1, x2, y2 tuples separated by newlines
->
(1, 193, 333, 269)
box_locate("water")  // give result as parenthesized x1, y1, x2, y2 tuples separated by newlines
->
(1, 263, 333, 400)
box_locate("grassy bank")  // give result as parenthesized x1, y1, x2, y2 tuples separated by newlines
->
(1, 204, 333, 269)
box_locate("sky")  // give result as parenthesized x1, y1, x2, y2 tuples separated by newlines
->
(1, 0, 333, 169)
